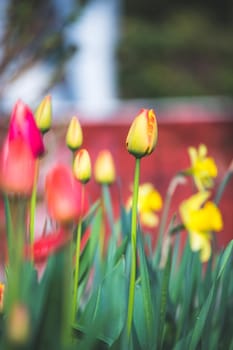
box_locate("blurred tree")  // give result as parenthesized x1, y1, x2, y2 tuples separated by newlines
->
(119, 2, 233, 98)
(124, 0, 233, 24)
(0, 0, 82, 99)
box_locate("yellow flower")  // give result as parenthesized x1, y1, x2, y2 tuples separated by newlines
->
(66, 116, 83, 151)
(188, 144, 217, 191)
(94, 150, 116, 185)
(73, 149, 92, 184)
(126, 109, 158, 158)
(0, 283, 4, 312)
(35, 95, 52, 133)
(127, 183, 162, 227)
(180, 191, 223, 262)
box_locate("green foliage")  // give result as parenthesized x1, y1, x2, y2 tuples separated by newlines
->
(2, 206, 233, 349)
(118, 11, 233, 98)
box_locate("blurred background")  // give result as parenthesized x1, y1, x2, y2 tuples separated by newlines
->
(0, 0, 232, 118)
(0, 0, 232, 246)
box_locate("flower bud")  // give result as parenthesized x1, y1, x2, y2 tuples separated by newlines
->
(73, 149, 91, 184)
(45, 164, 88, 223)
(7, 303, 30, 345)
(66, 116, 83, 151)
(8, 99, 45, 157)
(35, 95, 52, 133)
(126, 109, 158, 158)
(0, 138, 36, 196)
(94, 150, 116, 185)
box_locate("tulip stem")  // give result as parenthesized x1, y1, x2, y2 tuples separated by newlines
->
(29, 159, 39, 247)
(72, 184, 84, 323)
(126, 157, 140, 339)
(6, 197, 27, 312)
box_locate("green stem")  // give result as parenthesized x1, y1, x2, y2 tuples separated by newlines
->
(29, 159, 39, 246)
(6, 197, 27, 313)
(102, 184, 115, 232)
(156, 174, 185, 259)
(72, 184, 85, 323)
(126, 157, 140, 339)
(3, 195, 13, 263)
(214, 163, 233, 206)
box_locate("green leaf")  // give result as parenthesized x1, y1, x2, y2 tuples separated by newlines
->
(76, 200, 100, 239)
(77, 258, 127, 346)
(189, 240, 233, 350)
(136, 231, 155, 348)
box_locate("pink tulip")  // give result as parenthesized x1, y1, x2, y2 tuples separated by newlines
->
(45, 164, 88, 224)
(8, 100, 45, 157)
(0, 137, 36, 196)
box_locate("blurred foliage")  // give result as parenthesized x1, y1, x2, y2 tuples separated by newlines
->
(124, 0, 233, 24)
(118, 10, 233, 98)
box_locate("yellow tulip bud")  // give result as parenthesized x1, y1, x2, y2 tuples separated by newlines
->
(66, 116, 83, 151)
(126, 109, 158, 158)
(7, 303, 30, 345)
(35, 95, 52, 133)
(94, 150, 116, 185)
(73, 149, 92, 184)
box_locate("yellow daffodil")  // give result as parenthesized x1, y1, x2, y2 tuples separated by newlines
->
(188, 144, 217, 191)
(180, 191, 223, 262)
(127, 183, 162, 227)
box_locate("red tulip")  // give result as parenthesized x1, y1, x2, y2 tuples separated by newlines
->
(0, 137, 36, 196)
(8, 100, 45, 157)
(28, 230, 72, 263)
(45, 164, 88, 223)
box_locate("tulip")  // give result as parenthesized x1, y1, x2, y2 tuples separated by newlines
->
(0, 283, 4, 312)
(73, 149, 92, 184)
(45, 164, 88, 223)
(0, 138, 36, 196)
(66, 116, 83, 152)
(35, 95, 52, 134)
(126, 109, 158, 158)
(8, 100, 45, 157)
(125, 108, 158, 339)
(94, 150, 116, 185)
(25, 230, 72, 263)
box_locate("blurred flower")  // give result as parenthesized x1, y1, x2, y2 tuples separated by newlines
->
(45, 164, 88, 223)
(35, 95, 52, 134)
(0, 283, 4, 312)
(127, 183, 162, 228)
(126, 109, 158, 158)
(94, 150, 116, 185)
(66, 116, 83, 152)
(73, 149, 92, 184)
(25, 230, 72, 263)
(180, 191, 223, 262)
(7, 303, 30, 345)
(188, 144, 217, 191)
(8, 100, 45, 157)
(0, 138, 36, 196)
